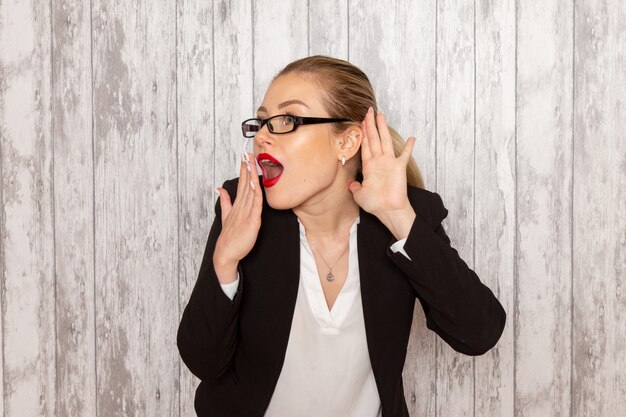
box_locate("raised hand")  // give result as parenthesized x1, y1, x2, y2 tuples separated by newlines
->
(348, 107, 416, 216)
(213, 152, 263, 283)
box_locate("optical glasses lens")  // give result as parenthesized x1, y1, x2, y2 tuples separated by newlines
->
(268, 115, 295, 133)
(242, 120, 261, 137)
(242, 115, 296, 137)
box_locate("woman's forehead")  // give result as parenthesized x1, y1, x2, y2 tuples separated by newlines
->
(259, 74, 325, 113)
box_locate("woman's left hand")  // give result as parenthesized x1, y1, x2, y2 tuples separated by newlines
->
(348, 108, 417, 240)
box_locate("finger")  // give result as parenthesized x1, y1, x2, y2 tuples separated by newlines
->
(365, 108, 382, 156)
(216, 188, 232, 226)
(233, 161, 252, 218)
(240, 146, 258, 212)
(348, 180, 362, 195)
(246, 152, 261, 189)
(241, 182, 254, 216)
(246, 180, 262, 221)
(251, 178, 264, 215)
(400, 137, 416, 163)
(235, 152, 249, 199)
(376, 111, 395, 155)
(360, 120, 372, 161)
(247, 155, 264, 215)
(242, 156, 257, 210)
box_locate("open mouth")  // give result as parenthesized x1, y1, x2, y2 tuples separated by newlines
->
(257, 153, 284, 187)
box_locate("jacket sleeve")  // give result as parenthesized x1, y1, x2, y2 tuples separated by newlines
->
(177, 179, 243, 381)
(386, 190, 506, 356)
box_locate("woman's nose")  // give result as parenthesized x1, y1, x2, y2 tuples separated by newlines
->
(254, 125, 275, 147)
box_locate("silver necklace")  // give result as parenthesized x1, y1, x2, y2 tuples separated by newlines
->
(308, 238, 349, 282)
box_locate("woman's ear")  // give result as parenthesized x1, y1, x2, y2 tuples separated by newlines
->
(336, 126, 363, 159)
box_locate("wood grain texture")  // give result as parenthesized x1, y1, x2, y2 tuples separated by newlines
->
(92, 0, 178, 416)
(2, 2, 626, 416)
(0, 193, 2, 416)
(515, 1, 573, 416)
(51, 0, 96, 416)
(176, 0, 215, 415)
(0, 0, 56, 416)
(178, 2, 253, 412)
(308, 0, 348, 58)
(0, 11, 4, 409)
(349, 1, 438, 415)
(573, 0, 626, 415)
(252, 0, 308, 107)
(474, 0, 516, 416)
(213, 0, 253, 192)
(435, 0, 476, 415)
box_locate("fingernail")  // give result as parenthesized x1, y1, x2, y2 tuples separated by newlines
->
(368, 106, 373, 113)
(214, 188, 220, 196)
(378, 110, 384, 116)
(242, 153, 251, 171)
(249, 180, 256, 190)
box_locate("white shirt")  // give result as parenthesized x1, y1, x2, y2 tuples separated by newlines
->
(219, 216, 411, 416)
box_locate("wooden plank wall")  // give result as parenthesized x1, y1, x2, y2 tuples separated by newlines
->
(1, 1, 624, 416)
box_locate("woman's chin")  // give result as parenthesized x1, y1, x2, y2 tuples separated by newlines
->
(263, 186, 299, 211)
(264, 194, 292, 211)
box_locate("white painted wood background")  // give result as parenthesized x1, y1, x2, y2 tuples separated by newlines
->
(1, 0, 624, 416)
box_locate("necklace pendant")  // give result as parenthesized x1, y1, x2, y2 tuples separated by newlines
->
(326, 271, 335, 281)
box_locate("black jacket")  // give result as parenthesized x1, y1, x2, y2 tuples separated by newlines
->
(177, 176, 506, 417)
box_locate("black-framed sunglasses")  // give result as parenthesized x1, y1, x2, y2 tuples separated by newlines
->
(241, 114, 351, 138)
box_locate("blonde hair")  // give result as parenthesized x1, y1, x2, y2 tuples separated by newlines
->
(273, 55, 425, 189)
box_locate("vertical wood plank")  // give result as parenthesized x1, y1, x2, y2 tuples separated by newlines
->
(176, 0, 215, 415)
(51, 0, 96, 415)
(252, 0, 308, 107)
(2, 3, 625, 417)
(349, 2, 437, 415)
(176, 0, 254, 414)
(473, 0, 516, 416)
(308, 0, 348, 58)
(516, 1, 573, 416)
(92, 1, 178, 415)
(573, 0, 626, 415)
(350, 0, 437, 170)
(0, 181, 2, 416)
(435, 0, 476, 415)
(0, 1, 56, 416)
(0, 46, 3, 412)
(213, 0, 254, 190)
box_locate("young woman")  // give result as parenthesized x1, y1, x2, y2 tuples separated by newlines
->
(177, 55, 506, 417)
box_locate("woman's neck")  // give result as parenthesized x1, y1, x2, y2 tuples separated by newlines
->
(292, 188, 360, 240)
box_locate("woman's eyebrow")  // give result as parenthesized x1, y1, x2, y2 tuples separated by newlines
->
(257, 99, 310, 113)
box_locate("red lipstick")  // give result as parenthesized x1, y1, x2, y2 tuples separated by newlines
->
(256, 153, 284, 188)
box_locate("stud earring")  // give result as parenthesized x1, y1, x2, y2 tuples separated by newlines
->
(338, 141, 343, 145)
(341, 155, 346, 166)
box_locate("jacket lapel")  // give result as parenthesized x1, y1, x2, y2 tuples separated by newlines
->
(280, 208, 301, 314)
(260, 203, 394, 381)
(356, 207, 398, 384)
(273, 205, 394, 342)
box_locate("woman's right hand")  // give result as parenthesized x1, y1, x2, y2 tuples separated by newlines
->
(213, 152, 263, 283)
